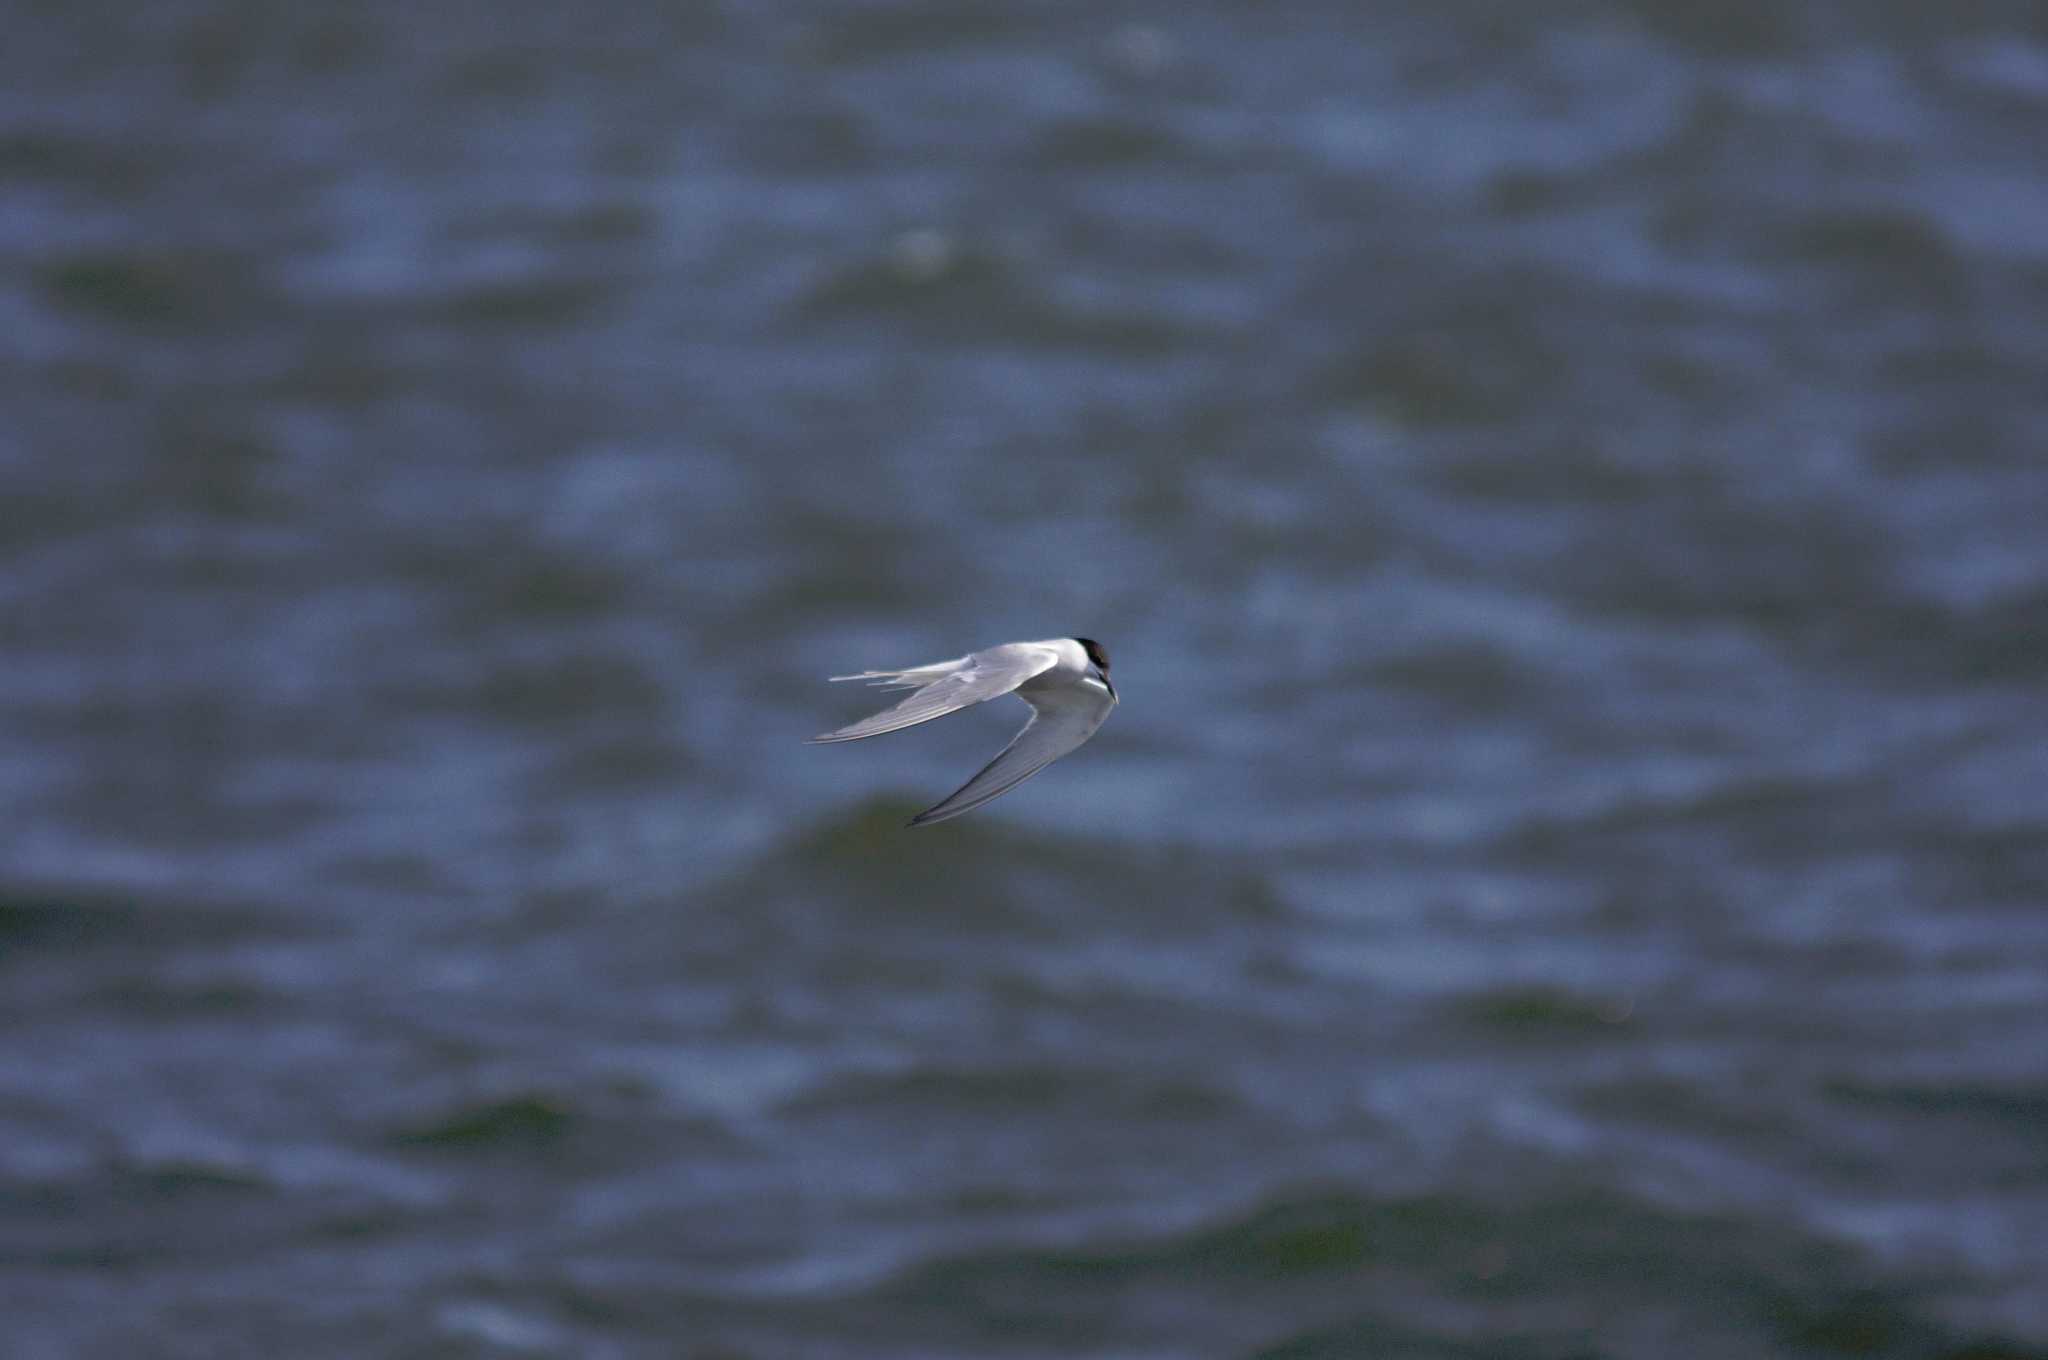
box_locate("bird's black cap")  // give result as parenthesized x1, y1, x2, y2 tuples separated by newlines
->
(1074, 637, 1110, 671)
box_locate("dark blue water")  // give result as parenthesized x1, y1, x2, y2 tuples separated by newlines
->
(4, 2, 2046, 1356)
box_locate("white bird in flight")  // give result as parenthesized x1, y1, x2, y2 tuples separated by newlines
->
(810, 637, 1118, 826)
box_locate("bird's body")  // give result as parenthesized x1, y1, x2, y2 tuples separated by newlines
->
(810, 637, 1117, 826)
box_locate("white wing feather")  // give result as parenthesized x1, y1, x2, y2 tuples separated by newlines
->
(907, 684, 1116, 827)
(808, 643, 1062, 744)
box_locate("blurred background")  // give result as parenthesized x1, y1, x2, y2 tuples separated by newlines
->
(3, 1, 2045, 1356)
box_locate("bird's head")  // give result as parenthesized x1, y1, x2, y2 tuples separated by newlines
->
(1074, 637, 1115, 700)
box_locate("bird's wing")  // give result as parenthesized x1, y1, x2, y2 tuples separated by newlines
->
(808, 642, 1063, 744)
(908, 682, 1116, 826)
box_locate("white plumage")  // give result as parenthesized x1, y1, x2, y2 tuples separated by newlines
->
(811, 637, 1117, 826)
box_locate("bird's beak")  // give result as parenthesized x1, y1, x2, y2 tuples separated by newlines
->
(1100, 672, 1117, 701)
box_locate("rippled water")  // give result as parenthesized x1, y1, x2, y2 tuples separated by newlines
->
(4, 2, 2047, 1356)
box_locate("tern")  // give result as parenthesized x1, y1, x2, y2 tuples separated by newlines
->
(810, 637, 1117, 826)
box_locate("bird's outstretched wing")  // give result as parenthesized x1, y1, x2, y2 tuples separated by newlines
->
(808, 642, 1062, 744)
(908, 682, 1116, 826)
